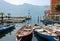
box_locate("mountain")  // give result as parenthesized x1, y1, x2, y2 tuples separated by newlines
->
(0, 0, 50, 16)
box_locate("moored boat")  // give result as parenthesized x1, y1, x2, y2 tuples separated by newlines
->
(5, 18, 26, 23)
(26, 10, 31, 20)
(0, 26, 15, 39)
(16, 24, 33, 41)
(26, 16, 31, 20)
(34, 24, 60, 41)
(0, 24, 15, 32)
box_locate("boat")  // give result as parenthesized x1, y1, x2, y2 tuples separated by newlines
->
(26, 10, 31, 20)
(0, 24, 15, 32)
(34, 24, 60, 41)
(5, 18, 26, 23)
(26, 16, 31, 20)
(16, 24, 33, 41)
(0, 26, 15, 39)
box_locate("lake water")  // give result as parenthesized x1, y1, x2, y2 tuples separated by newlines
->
(0, 23, 48, 41)
(0, 6, 50, 41)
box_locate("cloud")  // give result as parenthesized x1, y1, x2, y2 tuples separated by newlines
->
(4, 0, 24, 5)
(4, 0, 50, 5)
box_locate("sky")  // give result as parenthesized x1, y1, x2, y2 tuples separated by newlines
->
(4, 0, 50, 6)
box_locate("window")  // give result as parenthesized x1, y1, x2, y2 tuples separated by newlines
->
(56, 0, 60, 2)
(54, 14, 60, 21)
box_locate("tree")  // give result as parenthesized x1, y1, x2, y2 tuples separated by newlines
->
(0, 12, 4, 23)
(55, 4, 60, 11)
(7, 13, 11, 19)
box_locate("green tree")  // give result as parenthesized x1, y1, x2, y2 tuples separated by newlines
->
(55, 4, 60, 11)
(0, 12, 4, 23)
(7, 13, 11, 19)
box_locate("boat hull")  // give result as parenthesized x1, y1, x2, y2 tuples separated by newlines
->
(0, 26, 15, 38)
(0, 25, 15, 32)
(21, 33, 33, 41)
(16, 33, 33, 41)
(43, 20, 60, 25)
(34, 31, 56, 41)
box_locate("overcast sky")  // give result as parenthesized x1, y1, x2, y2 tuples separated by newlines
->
(4, 0, 50, 6)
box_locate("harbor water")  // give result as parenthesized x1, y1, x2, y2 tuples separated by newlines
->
(0, 6, 50, 41)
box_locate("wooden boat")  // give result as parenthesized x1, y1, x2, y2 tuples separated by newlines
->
(34, 24, 60, 41)
(16, 24, 33, 41)
(0, 24, 15, 32)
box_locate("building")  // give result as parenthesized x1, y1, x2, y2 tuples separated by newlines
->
(51, 0, 60, 13)
(43, 0, 60, 24)
(45, 0, 60, 17)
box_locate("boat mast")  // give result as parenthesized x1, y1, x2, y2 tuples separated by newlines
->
(37, 16, 39, 24)
(27, 10, 31, 24)
(28, 10, 30, 18)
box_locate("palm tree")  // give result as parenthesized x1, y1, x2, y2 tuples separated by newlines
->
(7, 13, 11, 19)
(0, 12, 4, 23)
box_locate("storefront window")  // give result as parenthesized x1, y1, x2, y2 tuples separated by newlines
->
(54, 15, 60, 21)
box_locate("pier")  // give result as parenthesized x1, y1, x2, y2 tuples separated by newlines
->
(0, 16, 31, 23)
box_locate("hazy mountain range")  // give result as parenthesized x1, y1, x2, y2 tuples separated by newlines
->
(0, 0, 50, 16)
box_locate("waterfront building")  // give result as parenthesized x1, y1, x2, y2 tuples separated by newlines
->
(43, 0, 60, 24)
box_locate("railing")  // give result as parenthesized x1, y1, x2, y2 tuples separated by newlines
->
(44, 15, 60, 22)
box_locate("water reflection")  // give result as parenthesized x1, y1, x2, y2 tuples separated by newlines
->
(0, 26, 15, 39)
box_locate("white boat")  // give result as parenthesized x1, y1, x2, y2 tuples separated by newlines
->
(5, 18, 26, 23)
